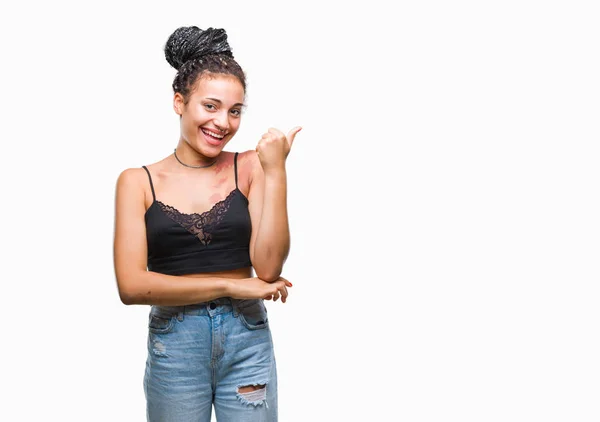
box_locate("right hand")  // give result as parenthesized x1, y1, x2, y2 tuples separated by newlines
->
(230, 277, 292, 303)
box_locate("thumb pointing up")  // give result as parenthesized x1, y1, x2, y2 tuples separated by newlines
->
(286, 126, 302, 149)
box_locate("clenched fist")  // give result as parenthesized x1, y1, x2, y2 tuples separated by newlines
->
(256, 126, 302, 171)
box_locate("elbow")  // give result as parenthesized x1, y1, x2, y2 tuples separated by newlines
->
(252, 248, 287, 282)
(116, 276, 142, 305)
(257, 273, 281, 283)
(254, 266, 283, 283)
(118, 287, 137, 305)
(119, 292, 135, 306)
(120, 288, 151, 306)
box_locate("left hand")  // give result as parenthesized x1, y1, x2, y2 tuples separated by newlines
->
(256, 126, 302, 171)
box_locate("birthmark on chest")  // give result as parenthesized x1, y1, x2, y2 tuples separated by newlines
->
(213, 159, 232, 174)
(213, 177, 227, 188)
(209, 192, 224, 203)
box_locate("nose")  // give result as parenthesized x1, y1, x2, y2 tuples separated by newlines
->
(213, 111, 230, 132)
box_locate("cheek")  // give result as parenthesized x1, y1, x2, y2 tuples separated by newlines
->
(184, 114, 207, 131)
(186, 106, 208, 122)
(186, 118, 200, 133)
(230, 118, 242, 132)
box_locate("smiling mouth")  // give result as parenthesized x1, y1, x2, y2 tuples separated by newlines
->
(201, 128, 225, 140)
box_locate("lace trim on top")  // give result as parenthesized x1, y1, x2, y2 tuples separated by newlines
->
(156, 190, 237, 246)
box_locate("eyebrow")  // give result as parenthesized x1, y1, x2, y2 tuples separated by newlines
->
(205, 97, 245, 107)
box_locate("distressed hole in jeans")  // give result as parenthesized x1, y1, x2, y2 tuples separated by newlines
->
(152, 340, 167, 356)
(237, 384, 267, 407)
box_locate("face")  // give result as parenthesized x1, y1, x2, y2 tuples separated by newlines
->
(174, 73, 245, 157)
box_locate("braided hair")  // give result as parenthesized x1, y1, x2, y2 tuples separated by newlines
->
(164, 26, 246, 104)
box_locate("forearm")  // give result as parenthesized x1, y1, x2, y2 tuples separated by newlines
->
(118, 271, 235, 306)
(253, 169, 290, 281)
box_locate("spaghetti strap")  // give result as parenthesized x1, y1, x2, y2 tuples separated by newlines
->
(142, 166, 156, 201)
(234, 152, 239, 189)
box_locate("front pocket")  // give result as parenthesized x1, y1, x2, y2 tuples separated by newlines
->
(148, 313, 175, 334)
(237, 300, 269, 330)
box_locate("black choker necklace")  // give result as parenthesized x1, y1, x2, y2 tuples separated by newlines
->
(173, 149, 216, 169)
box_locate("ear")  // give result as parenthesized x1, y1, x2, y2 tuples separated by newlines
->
(173, 93, 185, 116)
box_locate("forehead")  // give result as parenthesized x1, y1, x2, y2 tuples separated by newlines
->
(193, 74, 245, 103)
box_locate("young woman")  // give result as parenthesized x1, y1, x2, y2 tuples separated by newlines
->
(113, 26, 299, 421)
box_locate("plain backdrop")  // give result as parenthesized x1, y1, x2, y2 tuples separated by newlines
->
(1, 0, 599, 421)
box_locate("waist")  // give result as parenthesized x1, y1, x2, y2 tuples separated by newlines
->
(151, 297, 262, 317)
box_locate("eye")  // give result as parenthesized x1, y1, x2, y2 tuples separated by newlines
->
(204, 103, 217, 111)
(230, 109, 242, 117)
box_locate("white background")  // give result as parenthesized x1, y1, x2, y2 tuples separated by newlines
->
(1, 0, 599, 421)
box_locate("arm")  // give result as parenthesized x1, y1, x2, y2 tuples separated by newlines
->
(113, 168, 290, 306)
(247, 126, 302, 282)
(247, 152, 290, 282)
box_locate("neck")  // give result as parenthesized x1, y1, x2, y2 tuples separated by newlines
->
(174, 146, 217, 168)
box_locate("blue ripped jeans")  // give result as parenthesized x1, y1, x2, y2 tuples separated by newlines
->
(143, 297, 278, 421)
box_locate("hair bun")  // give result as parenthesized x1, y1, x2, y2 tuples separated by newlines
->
(164, 26, 233, 70)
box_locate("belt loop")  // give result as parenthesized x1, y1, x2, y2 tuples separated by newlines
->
(178, 306, 185, 321)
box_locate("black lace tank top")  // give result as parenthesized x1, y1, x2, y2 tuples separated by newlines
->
(142, 152, 252, 275)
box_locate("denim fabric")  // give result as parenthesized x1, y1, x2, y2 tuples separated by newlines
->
(143, 297, 278, 421)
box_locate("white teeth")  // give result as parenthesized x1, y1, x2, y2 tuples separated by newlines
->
(203, 129, 224, 139)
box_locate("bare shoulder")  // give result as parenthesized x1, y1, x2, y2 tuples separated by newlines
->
(237, 149, 261, 176)
(115, 167, 153, 205)
(237, 149, 259, 165)
(116, 167, 146, 190)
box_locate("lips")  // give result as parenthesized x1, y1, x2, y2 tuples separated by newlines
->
(201, 128, 225, 146)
